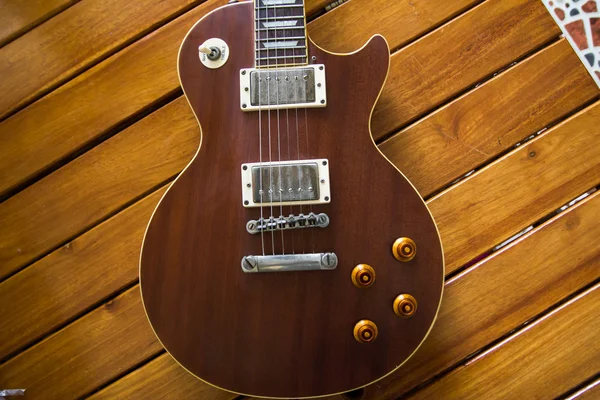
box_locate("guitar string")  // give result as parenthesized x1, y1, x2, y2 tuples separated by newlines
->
(273, 1, 285, 255)
(256, 0, 265, 256)
(266, 0, 276, 255)
(293, 2, 304, 255)
(301, 0, 315, 254)
(282, 1, 296, 255)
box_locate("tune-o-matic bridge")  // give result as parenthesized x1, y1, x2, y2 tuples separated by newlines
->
(241, 159, 331, 208)
(246, 212, 330, 234)
(239, 64, 327, 111)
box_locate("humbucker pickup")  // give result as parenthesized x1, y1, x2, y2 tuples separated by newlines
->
(241, 159, 331, 208)
(239, 64, 327, 111)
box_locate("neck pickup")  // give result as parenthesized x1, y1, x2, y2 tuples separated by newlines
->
(240, 65, 327, 111)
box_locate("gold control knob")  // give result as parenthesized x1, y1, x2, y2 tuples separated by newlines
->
(353, 320, 378, 343)
(393, 294, 417, 317)
(392, 237, 417, 262)
(351, 264, 376, 288)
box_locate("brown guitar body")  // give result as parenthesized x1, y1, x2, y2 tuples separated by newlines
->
(140, 1, 444, 397)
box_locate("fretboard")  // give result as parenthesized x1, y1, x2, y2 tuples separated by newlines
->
(255, 0, 308, 68)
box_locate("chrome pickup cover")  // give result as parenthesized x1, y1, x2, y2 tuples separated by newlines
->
(240, 64, 327, 111)
(241, 159, 331, 208)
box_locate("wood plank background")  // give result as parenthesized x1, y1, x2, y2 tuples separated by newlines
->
(0, 0, 598, 398)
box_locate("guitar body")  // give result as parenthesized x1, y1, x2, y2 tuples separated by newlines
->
(141, 1, 444, 398)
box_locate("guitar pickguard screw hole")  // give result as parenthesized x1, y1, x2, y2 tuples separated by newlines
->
(312, 56, 317, 61)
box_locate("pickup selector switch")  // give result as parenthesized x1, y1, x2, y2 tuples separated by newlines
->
(198, 38, 229, 69)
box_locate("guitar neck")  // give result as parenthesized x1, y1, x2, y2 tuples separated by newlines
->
(254, 0, 308, 68)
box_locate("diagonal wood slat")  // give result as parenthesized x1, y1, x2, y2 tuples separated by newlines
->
(88, 353, 237, 400)
(371, 0, 563, 140)
(0, 99, 197, 279)
(0, 0, 208, 119)
(0, 187, 166, 360)
(0, 0, 566, 198)
(0, 288, 162, 400)
(0, 0, 78, 47)
(408, 283, 600, 399)
(429, 101, 600, 274)
(380, 39, 600, 197)
(308, 0, 480, 53)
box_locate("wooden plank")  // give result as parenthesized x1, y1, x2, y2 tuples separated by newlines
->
(0, 187, 166, 360)
(88, 353, 236, 400)
(428, 100, 600, 274)
(0, 0, 78, 47)
(0, 0, 549, 198)
(361, 190, 600, 399)
(371, 0, 564, 140)
(0, 97, 196, 279)
(0, 0, 205, 119)
(408, 283, 600, 399)
(308, 0, 479, 53)
(380, 38, 600, 197)
(565, 377, 600, 400)
(0, 0, 225, 198)
(0, 287, 163, 399)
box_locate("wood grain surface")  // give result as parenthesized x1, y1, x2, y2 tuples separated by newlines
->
(429, 101, 600, 274)
(380, 39, 600, 197)
(0, 99, 197, 279)
(0, 288, 162, 399)
(371, 0, 563, 139)
(0, 0, 558, 199)
(0, 187, 165, 360)
(308, 0, 480, 53)
(408, 283, 600, 399)
(88, 353, 237, 400)
(0, 0, 78, 47)
(0, 0, 204, 119)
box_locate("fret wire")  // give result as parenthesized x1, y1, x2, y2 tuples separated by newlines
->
(256, 16, 304, 20)
(256, 46, 307, 51)
(256, 37, 306, 41)
(255, 5, 303, 9)
(255, 27, 305, 31)
(256, 55, 307, 61)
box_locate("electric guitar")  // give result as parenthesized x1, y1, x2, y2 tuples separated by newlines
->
(140, 0, 444, 397)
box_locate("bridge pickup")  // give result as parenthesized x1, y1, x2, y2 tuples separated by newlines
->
(241, 253, 338, 273)
(241, 159, 331, 208)
(246, 212, 329, 234)
(239, 64, 327, 111)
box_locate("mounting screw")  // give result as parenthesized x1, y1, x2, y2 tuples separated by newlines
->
(322, 160, 327, 165)
(242, 103, 247, 108)
(242, 165, 248, 170)
(321, 179, 325, 184)
(246, 183, 251, 188)
(245, 87, 249, 91)
(244, 200, 249, 205)
(321, 99, 325, 104)
(312, 56, 317, 61)
(319, 66, 324, 70)
(317, 83, 322, 87)
(241, 70, 247, 75)
(242, 256, 257, 271)
(324, 196, 330, 201)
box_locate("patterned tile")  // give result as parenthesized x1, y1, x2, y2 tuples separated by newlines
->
(542, 0, 600, 87)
